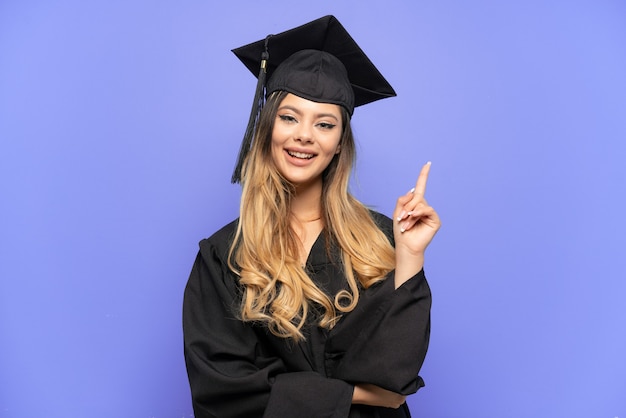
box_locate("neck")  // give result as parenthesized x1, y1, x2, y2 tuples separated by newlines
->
(291, 179, 323, 223)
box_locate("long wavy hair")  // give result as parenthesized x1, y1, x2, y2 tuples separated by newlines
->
(228, 91, 395, 341)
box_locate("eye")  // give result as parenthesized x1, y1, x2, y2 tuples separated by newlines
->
(317, 122, 336, 130)
(278, 114, 297, 123)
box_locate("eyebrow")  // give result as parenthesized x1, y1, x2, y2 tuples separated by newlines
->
(277, 105, 340, 122)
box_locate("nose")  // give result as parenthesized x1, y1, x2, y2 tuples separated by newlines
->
(295, 123, 313, 143)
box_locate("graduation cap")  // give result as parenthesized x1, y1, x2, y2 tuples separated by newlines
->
(231, 15, 396, 183)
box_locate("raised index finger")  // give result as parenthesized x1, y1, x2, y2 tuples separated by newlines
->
(414, 161, 432, 197)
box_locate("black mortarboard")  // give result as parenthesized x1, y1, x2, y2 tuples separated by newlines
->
(230, 15, 396, 183)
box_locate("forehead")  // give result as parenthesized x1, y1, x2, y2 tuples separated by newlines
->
(278, 93, 342, 117)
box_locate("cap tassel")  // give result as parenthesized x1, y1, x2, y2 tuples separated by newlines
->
(231, 36, 272, 183)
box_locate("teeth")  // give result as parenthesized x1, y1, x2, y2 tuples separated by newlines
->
(288, 150, 314, 159)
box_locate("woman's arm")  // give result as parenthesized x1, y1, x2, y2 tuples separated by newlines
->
(325, 268, 431, 395)
(352, 383, 407, 409)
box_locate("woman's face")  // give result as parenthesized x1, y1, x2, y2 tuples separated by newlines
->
(271, 93, 343, 189)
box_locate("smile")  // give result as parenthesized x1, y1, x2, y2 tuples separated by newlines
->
(287, 150, 315, 159)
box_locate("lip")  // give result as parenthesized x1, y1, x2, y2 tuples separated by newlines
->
(284, 148, 317, 166)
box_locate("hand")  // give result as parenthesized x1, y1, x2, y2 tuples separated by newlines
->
(352, 383, 407, 409)
(393, 162, 441, 288)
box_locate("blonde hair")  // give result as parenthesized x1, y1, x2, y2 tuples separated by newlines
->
(228, 91, 395, 341)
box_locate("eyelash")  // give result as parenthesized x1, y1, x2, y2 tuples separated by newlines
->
(278, 115, 336, 130)
(317, 122, 336, 130)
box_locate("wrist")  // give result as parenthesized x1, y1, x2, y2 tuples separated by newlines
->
(394, 252, 424, 289)
(352, 384, 367, 405)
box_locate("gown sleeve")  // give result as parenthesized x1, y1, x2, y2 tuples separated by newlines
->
(324, 213, 432, 396)
(183, 232, 354, 418)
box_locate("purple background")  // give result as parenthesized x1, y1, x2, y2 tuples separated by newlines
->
(1, 1, 625, 417)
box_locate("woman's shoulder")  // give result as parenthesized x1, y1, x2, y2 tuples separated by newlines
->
(198, 218, 239, 259)
(368, 209, 392, 227)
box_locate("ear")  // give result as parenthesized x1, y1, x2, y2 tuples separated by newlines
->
(335, 144, 341, 154)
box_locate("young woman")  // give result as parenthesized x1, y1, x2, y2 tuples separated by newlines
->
(183, 16, 441, 418)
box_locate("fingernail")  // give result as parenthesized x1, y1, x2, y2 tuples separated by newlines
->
(409, 187, 415, 194)
(396, 211, 406, 221)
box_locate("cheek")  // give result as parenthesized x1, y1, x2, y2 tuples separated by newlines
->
(270, 124, 289, 149)
(270, 129, 282, 154)
(331, 134, 342, 155)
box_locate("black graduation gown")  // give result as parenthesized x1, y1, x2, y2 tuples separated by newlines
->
(183, 212, 431, 418)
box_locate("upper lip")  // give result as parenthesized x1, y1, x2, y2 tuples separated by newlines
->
(285, 147, 317, 156)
